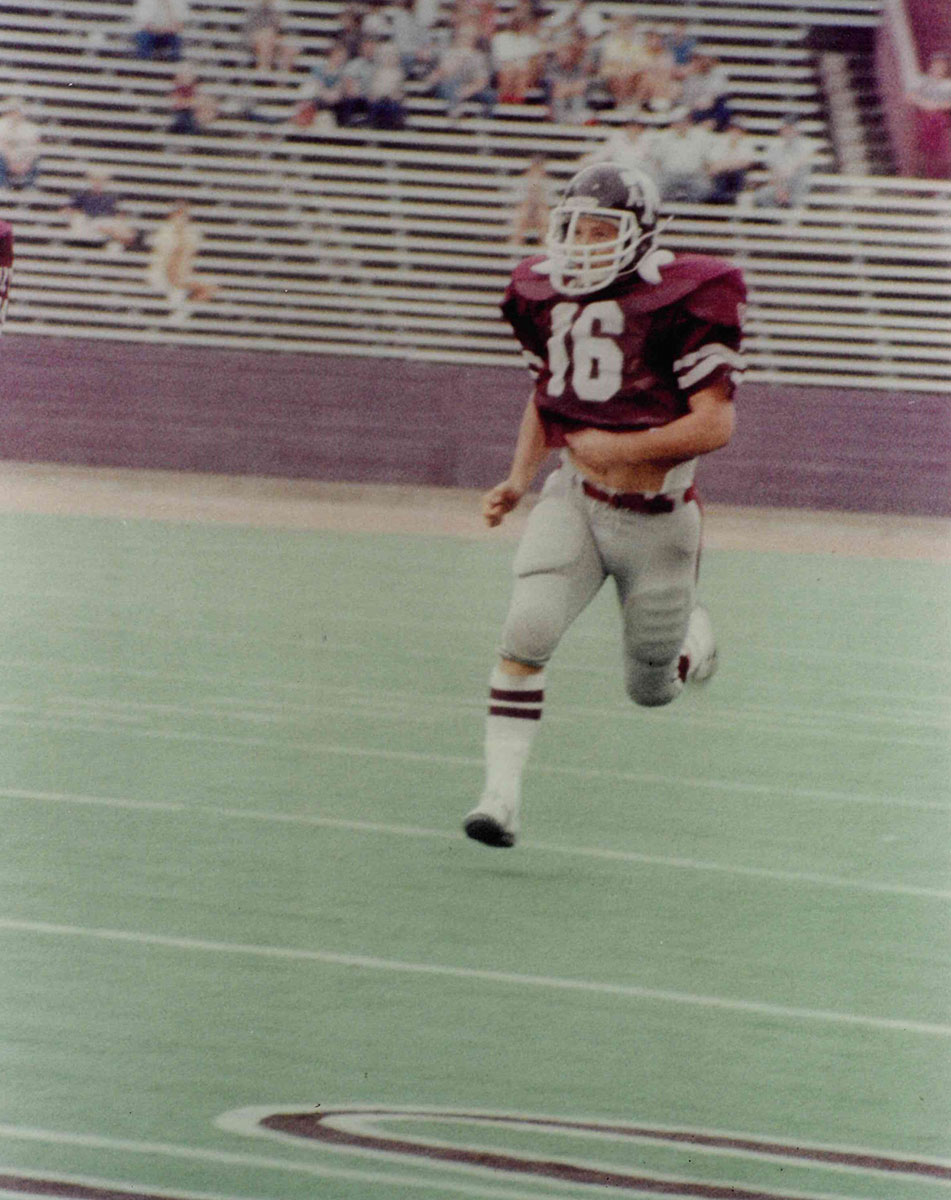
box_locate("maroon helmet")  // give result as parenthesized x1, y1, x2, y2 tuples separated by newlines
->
(544, 162, 662, 295)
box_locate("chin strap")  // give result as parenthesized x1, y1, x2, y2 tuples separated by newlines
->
(635, 247, 675, 285)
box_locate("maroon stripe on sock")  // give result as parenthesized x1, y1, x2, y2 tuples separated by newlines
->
(489, 705, 542, 720)
(490, 688, 545, 704)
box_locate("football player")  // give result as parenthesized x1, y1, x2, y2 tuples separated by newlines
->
(0, 220, 12, 329)
(464, 162, 745, 849)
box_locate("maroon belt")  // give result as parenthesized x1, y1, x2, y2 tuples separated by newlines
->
(582, 480, 698, 515)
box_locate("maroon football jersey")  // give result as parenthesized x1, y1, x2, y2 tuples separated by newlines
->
(501, 253, 745, 446)
(0, 221, 11, 330)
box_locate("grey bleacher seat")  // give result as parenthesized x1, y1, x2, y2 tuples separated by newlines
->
(5, 0, 951, 392)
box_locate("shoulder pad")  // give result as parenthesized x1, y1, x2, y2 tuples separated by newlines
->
(598, 253, 741, 314)
(647, 254, 740, 303)
(684, 267, 746, 326)
(506, 255, 559, 303)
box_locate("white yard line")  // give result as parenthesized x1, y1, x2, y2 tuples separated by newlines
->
(43, 688, 951, 736)
(0, 721, 946, 812)
(0, 787, 947, 901)
(2, 637, 950, 678)
(0, 606, 949, 683)
(1, 917, 949, 1038)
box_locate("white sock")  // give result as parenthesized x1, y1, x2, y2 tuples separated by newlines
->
(483, 666, 546, 803)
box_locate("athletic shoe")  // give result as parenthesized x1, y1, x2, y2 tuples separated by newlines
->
(463, 793, 519, 848)
(683, 604, 718, 683)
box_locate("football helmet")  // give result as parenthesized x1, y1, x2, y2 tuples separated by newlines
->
(543, 162, 662, 295)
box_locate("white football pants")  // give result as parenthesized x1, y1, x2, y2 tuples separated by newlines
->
(499, 462, 703, 707)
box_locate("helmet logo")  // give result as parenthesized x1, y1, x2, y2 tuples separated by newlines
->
(618, 166, 657, 225)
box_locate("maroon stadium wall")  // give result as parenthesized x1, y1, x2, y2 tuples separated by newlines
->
(875, 0, 951, 174)
(904, 0, 951, 58)
(4, 334, 949, 516)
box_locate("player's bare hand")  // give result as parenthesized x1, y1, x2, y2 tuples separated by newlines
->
(482, 481, 524, 527)
(564, 427, 635, 471)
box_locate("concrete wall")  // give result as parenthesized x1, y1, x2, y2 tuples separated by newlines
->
(4, 334, 949, 516)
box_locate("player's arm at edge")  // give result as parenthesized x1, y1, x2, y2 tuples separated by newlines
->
(483, 396, 552, 528)
(564, 378, 735, 473)
(0, 219, 12, 331)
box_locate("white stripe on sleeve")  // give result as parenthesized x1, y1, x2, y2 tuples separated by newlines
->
(676, 347, 746, 390)
(673, 342, 745, 374)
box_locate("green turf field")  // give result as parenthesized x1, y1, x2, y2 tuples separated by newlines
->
(0, 510, 949, 1200)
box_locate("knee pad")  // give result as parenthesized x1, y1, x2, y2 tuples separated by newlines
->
(625, 583, 693, 664)
(625, 659, 683, 707)
(500, 576, 568, 667)
(623, 584, 692, 706)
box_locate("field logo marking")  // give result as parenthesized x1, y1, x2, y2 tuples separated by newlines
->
(216, 1104, 951, 1198)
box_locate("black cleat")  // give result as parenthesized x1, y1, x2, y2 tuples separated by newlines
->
(463, 812, 516, 848)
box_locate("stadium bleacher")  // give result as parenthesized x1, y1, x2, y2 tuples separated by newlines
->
(1, 0, 949, 392)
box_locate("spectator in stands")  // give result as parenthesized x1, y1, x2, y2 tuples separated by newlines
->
(508, 154, 551, 244)
(334, 36, 377, 126)
(542, 25, 595, 124)
(291, 39, 348, 128)
(597, 13, 648, 109)
(292, 39, 348, 126)
(681, 54, 733, 131)
(543, 0, 605, 44)
(61, 169, 147, 252)
(338, 5, 366, 58)
(665, 19, 697, 70)
(244, 0, 299, 73)
(168, 65, 219, 133)
(367, 41, 407, 129)
(0, 103, 42, 191)
(388, 0, 437, 80)
(491, 4, 545, 104)
(633, 27, 680, 114)
(413, 0, 440, 30)
(363, 0, 394, 40)
(132, 0, 188, 62)
(649, 113, 715, 201)
(581, 118, 658, 172)
(147, 201, 217, 321)
(753, 116, 815, 208)
(422, 22, 495, 119)
(706, 119, 756, 204)
(907, 51, 951, 179)
(451, 0, 496, 52)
